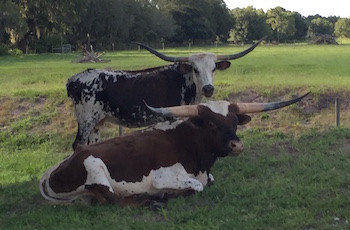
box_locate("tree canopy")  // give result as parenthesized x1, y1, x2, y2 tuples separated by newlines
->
(1, 0, 349, 54)
(334, 18, 350, 37)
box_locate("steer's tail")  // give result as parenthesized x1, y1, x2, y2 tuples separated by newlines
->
(39, 165, 75, 203)
(40, 177, 60, 202)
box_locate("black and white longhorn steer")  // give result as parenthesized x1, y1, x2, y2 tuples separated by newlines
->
(67, 38, 264, 150)
(40, 93, 309, 206)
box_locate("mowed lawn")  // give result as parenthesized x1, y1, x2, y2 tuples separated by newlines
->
(1, 43, 350, 229)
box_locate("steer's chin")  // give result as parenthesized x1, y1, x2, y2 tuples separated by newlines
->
(203, 92, 214, 98)
(229, 149, 244, 157)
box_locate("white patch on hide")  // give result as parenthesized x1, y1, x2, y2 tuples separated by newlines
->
(108, 163, 204, 197)
(81, 160, 207, 197)
(187, 171, 214, 187)
(151, 163, 203, 192)
(84, 156, 113, 192)
(200, 100, 230, 116)
(145, 119, 186, 131)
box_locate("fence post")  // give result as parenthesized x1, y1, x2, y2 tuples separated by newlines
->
(335, 97, 340, 127)
(119, 125, 123, 136)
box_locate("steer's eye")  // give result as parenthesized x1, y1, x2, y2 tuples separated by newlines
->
(193, 68, 199, 74)
(208, 121, 217, 130)
(212, 67, 216, 73)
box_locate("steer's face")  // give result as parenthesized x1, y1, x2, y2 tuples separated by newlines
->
(195, 106, 251, 157)
(189, 54, 231, 98)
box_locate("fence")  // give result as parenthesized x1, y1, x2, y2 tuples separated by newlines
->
(52, 44, 72, 53)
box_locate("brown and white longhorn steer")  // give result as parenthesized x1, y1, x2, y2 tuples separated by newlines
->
(40, 93, 309, 206)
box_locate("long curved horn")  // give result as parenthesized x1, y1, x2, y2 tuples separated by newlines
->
(133, 37, 265, 63)
(216, 36, 266, 61)
(132, 42, 189, 62)
(144, 101, 198, 117)
(235, 92, 310, 114)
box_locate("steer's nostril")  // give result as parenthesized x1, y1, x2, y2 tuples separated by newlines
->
(230, 142, 236, 148)
(230, 140, 244, 151)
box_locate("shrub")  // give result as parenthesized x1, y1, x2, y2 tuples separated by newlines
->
(0, 44, 10, 56)
(8, 48, 23, 55)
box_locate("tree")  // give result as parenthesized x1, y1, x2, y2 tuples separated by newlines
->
(0, 0, 27, 45)
(266, 7, 295, 43)
(151, 10, 178, 42)
(155, 0, 232, 43)
(229, 7, 249, 42)
(307, 17, 333, 37)
(327, 16, 340, 26)
(229, 6, 271, 43)
(251, 9, 272, 40)
(291, 12, 307, 40)
(208, 0, 233, 42)
(79, 0, 177, 49)
(334, 18, 350, 38)
(10, 0, 91, 52)
(169, 0, 216, 42)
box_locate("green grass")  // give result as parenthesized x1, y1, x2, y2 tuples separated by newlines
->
(1, 128, 350, 229)
(1, 44, 350, 97)
(1, 44, 350, 229)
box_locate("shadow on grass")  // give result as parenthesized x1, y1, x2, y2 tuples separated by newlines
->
(0, 180, 176, 229)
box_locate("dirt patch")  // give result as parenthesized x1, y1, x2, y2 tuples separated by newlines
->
(1, 89, 350, 138)
(8, 97, 47, 119)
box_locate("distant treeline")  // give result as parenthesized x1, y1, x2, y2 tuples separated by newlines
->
(1, 0, 350, 54)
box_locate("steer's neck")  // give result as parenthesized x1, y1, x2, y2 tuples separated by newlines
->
(168, 123, 217, 175)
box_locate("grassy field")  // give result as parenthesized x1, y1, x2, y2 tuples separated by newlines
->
(1, 43, 350, 229)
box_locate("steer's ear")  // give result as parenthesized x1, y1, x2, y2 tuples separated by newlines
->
(237, 114, 251, 125)
(216, 61, 231, 71)
(179, 63, 193, 74)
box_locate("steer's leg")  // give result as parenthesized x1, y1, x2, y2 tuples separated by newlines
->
(151, 163, 204, 192)
(207, 173, 215, 186)
(88, 117, 109, 144)
(88, 127, 101, 144)
(72, 121, 98, 149)
(85, 184, 145, 206)
(72, 103, 105, 149)
(72, 123, 83, 150)
(72, 121, 99, 150)
(83, 155, 146, 207)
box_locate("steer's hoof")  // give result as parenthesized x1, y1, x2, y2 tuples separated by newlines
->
(144, 199, 167, 210)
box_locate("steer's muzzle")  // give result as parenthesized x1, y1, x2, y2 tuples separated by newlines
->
(202, 85, 214, 97)
(229, 140, 244, 156)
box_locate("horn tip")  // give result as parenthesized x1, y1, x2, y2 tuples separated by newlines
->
(296, 91, 311, 100)
(144, 102, 163, 116)
(143, 100, 154, 111)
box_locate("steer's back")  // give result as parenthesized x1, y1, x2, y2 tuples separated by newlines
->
(66, 67, 196, 128)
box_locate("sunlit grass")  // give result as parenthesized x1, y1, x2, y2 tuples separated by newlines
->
(1, 44, 350, 98)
